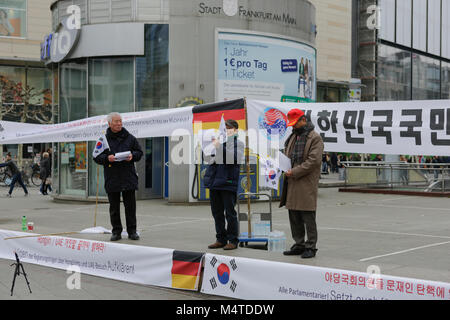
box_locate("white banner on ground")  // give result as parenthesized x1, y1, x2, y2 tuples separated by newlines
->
(0, 106, 193, 144)
(247, 99, 450, 156)
(0, 229, 174, 288)
(201, 253, 450, 300)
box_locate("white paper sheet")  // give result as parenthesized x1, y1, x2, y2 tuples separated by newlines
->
(114, 151, 131, 162)
(278, 151, 292, 172)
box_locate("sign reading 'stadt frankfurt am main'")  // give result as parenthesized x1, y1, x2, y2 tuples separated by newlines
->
(198, 0, 297, 26)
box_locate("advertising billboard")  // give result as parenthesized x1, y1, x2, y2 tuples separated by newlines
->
(216, 30, 316, 102)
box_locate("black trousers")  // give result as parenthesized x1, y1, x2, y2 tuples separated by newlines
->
(107, 190, 137, 235)
(288, 210, 317, 250)
(209, 189, 239, 245)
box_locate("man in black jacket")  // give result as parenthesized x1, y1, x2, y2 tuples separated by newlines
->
(204, 119, 244, 250)
(0, 153, 28, 197)
(93, 112, 143, 241)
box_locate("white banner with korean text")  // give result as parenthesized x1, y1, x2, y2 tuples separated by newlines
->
(0, 229, 174, 289)
(247, 99, 450, 156)
(2, 99, 450, 157)
(201, 253, 450, 300)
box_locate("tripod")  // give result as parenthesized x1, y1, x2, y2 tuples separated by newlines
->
(10, 252, 32, 296)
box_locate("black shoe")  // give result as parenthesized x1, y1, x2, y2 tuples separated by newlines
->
(110, 233, 122, 241)
(283, 246, 305, 256)
(128, 233, 140, 240)
(301, 248, 317, 259)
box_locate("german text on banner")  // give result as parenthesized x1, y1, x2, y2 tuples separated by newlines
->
(0, 229, 176, 289)
(0, 106, 193, 144)
(247, 99, 450, 156)
(201, 253, 450, 300)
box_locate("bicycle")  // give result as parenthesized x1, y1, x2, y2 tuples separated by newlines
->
(0, 167, 13, 187)
(30, 163, 41, 187)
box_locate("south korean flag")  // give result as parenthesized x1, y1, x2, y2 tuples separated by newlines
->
(260, 156, 282, 190)
(92, 134, 110, 158)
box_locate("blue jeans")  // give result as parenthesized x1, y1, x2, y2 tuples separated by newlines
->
(9, 173, 28, 195)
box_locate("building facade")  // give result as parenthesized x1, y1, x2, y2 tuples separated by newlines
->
(310, 0, 354, 102)
(43, 0, 317, 202)
(356, 0, 450, 102)
(0, 0, 54, 165)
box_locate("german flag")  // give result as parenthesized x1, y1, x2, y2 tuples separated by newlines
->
(171, 250, 204, 290)
(192, 98, 246, 134)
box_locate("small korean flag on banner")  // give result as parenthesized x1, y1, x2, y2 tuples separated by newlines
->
(260, 156, 282, 190)
(92, 134, 109, 158)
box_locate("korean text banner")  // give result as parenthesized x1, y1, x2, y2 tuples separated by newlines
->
(201, 253, 450, 300)
(0, 106, 193, 144)
(247, 99, 450, 156)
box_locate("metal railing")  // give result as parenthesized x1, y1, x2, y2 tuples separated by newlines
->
(341, 161, 450, 192)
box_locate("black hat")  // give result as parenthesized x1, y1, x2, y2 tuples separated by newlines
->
(225, 119, 239, 129)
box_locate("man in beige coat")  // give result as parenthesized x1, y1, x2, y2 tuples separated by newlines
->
(280, 109, 324, 258)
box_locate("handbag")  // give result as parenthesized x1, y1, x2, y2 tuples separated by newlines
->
(45, 177, 52, 185)
(5, 177, 12, 186)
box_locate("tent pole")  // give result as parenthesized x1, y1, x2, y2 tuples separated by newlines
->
(244, 98, 252, 238)
(94, 165, 99, 227)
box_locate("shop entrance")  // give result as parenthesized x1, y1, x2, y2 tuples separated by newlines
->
(136, 138, 164, 199)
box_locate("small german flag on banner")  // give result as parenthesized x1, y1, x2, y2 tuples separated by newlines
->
(192, 98, 246, 134)
(171, 250, 204, 290)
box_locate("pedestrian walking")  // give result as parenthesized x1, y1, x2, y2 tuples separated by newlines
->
(39, 152, 51, 195)
(0, 153, 28, 197)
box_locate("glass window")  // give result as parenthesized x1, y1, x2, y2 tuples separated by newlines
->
(442, 62, 450, 99)
(412, 54, 440, 100)
(396, 0, 412, 47)
(60, 60, 87, 122)
(379, 0, 396, 42)
(0, 65, 26, 122)
(136, 24, 169, 111)
(0, 0, 26, 37)
(443, 0, 450, 58)
(316, 86, 340, 102)
(0, 66, 52, 124)
(428, 0, 441, 55)
(52, 66, 59, 124)
(88, 57, 134, 117)
(59, 60, 87, 196)
(26, 68, 52, 123)
(377, 45, 412, 101)
(412, 0, 427, 51)
(59, 141, 87, 196)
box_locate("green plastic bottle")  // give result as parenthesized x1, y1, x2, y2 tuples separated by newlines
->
(22, 216, 27, 231)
